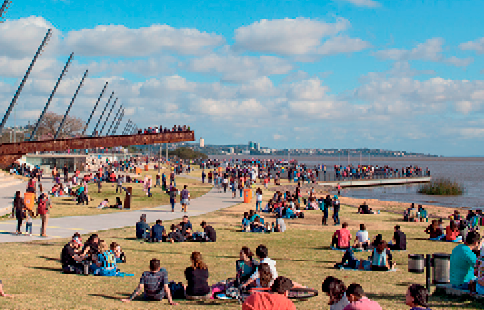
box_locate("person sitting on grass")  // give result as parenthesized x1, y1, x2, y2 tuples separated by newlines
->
(425, 220, 444, 240)
(91, 240, 118, 276)
(235, 247, 257, 287)
(389, 225, 407, 250)
(475, 249, 484, 296)
(242, 276, 296, 310)
(343, 283, 382, 310)
(97, 199, 109, 209)
(61, 234, 85, 274)
(332, 222, 352, 250)
(275, 213, 286, 232)
(370, 240, 395, 271)
(136, 214, 150, 239)
(110, 242, 126, 263)
(151, 219, 166, 242)
(185, 251, 210, 298)
(358, 202, 374, 215)
(353, 224, 369, 250)
(180, 215, 193, 240)
(121, 258, 178, 305)
(242, 212, 250, 232)
(321, 276, 350, 310)
(81, 234, 100, 267)
(405, 284, 431, 310)
(200, 221, 216, 242)
(250, 217, 265, 233)
(167, 224, 185, 243)
(450, 231, 482, 290)
(445, 220, 461, 242)
(241, 244, 277, 290)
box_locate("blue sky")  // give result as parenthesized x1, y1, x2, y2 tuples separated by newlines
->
(1, 0, 484, 156)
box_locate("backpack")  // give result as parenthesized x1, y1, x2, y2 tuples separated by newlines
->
(37, 199, 48, 215)
(298, 212, 305, 219)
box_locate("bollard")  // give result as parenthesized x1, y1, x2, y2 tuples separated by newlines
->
(426, 254, 431, 292)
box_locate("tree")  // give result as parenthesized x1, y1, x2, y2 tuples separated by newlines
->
(35, 112, 84, 140)
(169, 147, 208, 160)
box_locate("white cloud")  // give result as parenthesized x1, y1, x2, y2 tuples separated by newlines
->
(459, 37, 484, 54)
(337, 0, 380, 8)
(182, 54, 293, 82)
(273, 134, 286, 141)
(374, 38, 472, 67)
(232, 17, 370, 57)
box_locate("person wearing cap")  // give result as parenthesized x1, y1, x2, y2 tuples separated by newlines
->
(61, 233, 85, 274)
(136, 214, 150, 239)
(343, 283, 382, 310)
(333, 195, 341, 226)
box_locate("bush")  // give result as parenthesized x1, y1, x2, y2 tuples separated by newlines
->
(169, 147, 208, 160)
(418, 178, 464, 196)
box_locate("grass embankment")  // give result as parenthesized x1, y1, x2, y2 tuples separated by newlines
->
(45, 172, 212, 218)
(0, 187, 481, 310)
(419, 178, 464, 196)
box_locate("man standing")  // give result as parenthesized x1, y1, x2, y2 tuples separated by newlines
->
(37, 193, 51, 237)
(121, 258, 178, 305)
(116, 175, 123, 194)
(333, 195, 341, 225)
(180, 185, 190, 213)
(201, 170, 206, 183)
(63, 164, 69, 183)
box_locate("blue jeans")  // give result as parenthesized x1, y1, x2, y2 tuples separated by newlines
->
(171, 201, 175, 211)
(239, 189, 243, 198)
(256, 201, 261, 211)
(333, 211, 340, 224)
(26, 222, 33, 234)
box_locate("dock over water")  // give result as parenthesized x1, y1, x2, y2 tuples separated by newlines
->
(319, 177, 431, 188)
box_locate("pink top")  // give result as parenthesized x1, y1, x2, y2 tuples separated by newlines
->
(334, 228, 352, 248)
(343, 297, 383, 310)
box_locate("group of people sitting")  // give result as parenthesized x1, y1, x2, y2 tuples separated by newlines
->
(241, 210, 287, 233)
(97, 197, 123, 209)
(61, 233, 128, 276)
(403, 203, 428, 222)
(333, 223, 407, 272)
(425, 209, 481, 243)
(136, 215, 217, 243)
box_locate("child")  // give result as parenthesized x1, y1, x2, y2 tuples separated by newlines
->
(25, 207, 35, 236)
(405, 284, 431, 310)
(97, 199, 109, 209)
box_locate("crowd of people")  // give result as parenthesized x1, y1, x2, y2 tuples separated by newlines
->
(136, 215, 217, 243)
(136, 125, 191, 134)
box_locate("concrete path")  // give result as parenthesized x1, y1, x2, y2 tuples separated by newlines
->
(0, 186, 243, 243)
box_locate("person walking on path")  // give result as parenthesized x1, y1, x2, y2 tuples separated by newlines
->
(169, 187, 177, 212)
(11, 191, 26, 235)
(201, 170, 206, 184)
(37, 193, 51, 237)
(180, 185, 190, 213)
(333, 195, 341, 226)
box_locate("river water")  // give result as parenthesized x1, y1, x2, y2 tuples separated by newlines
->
(209, 155, 483, 209)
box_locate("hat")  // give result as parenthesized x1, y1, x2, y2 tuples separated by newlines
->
(333, 195, 338, 199)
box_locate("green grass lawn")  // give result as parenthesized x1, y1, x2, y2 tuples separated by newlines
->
(0, 193, 481, 309)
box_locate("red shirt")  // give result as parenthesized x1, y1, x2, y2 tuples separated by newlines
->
(242, 292, 296, 310)
(446, 226, 460, 241)
(334, 228, 352, 248)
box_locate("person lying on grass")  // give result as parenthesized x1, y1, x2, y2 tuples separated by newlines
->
(121, 258, 178, 305)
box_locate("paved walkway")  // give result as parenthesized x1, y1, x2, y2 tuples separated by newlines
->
(0, 184, 243, 243)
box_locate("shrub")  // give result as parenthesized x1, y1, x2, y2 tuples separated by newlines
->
(418, 178, 464, 196)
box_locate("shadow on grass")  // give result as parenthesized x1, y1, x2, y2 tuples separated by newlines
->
(38, 255, 61, 262)
(29, 266, 63, 272)
(367, 292, 404, 302)
(88, 293, 129, 300)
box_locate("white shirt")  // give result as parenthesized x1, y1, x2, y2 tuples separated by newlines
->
(256, 194, 263, 202)
(250, 258, 278, 281)
(356, 230, 369, 243)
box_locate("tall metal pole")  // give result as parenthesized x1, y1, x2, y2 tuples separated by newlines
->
(82, 81, 107, 136)
(0, 29, 52, 134)
(106, 106, 122, 136)
(122, 120, 131, 135)
(92, 91, 113, 136)
(0, 0, 11, 21)
(29, 52, 73, 141)
(54, 69, 88, 139)
(112, 110, 124, 135)
(99, 98, 117, 135)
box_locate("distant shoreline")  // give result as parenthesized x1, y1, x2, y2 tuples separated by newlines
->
(208, 155, 484, 162)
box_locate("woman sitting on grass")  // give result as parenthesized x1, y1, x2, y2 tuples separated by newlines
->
(110, 242, 126, 264)
(250, 217, 265, 233)
(370, 240, 395, 271)
(91, 240, 118, 276)
(445, 220, 461, 242)
(185, 251, 210, 298)
(425, 220, 444, 240)
(235, 247, 257, 287)
(321, 276, 349, 310)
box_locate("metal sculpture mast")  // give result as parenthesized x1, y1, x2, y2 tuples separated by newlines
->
(0, 29, 52, 134)
(91, 91, 113, 136)
(29, 52, 73, 141)
(82, 81, 108, 136)
(111, 110, 125, 135)
(99, 98, 117, 135)
(106, 105, 122, 136)
(54, 70, 88, 139)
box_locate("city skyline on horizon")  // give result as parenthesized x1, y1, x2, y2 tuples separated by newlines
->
(1, 0, 484, 156)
